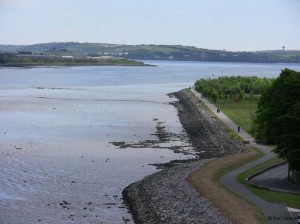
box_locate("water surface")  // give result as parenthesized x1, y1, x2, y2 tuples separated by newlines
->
(0, 61, 299, 223)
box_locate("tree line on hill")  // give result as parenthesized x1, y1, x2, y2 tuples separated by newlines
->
(195, 69, 300, 172)
(0, 53, 143, 66)
(1, 42, 300, 63)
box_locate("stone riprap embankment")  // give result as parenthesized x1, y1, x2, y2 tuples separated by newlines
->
(123, 89, 246, 224)
(170, 89, 245, 158)
(123, 160, 231, 224)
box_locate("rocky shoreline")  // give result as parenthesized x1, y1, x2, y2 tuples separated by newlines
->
(122, 89, 245, 224)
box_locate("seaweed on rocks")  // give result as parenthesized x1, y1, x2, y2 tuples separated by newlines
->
(109, 117, 192, 153)
(122, 89, 245, 224)
(169, 89, 245, 158)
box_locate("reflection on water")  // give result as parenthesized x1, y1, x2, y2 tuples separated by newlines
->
(1, 61, 300, 223)
(0, 85, 195, 224)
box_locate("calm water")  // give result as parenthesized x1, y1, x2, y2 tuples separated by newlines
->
(0, 61, 300, 224)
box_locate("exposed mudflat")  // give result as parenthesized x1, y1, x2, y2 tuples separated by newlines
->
(123, 89, 245, 224)
(0, 61, 284, 223)
(0, 82, 195, 224)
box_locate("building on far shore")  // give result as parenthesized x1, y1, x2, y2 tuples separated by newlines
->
(61, 56, 74, 59)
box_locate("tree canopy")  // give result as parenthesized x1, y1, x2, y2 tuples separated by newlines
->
(254, 69, 300, 171)
(194, 76, 273, 102)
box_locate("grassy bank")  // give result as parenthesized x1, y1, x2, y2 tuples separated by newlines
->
(215, 99, 257, 134)
(212, 98, 300, 208)
(188, 146, 266, 224)
(238, 157, 300, 208)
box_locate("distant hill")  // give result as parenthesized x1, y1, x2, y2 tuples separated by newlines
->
(0, 42, 299, 63)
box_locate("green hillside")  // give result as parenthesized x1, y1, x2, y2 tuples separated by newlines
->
(0, 42, 299, 63)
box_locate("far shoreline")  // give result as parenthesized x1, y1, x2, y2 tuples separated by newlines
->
(0, 63, 154, 68)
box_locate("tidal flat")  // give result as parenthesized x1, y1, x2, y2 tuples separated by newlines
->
(1, 62, 300, 223)
(0, 85, 196, 224)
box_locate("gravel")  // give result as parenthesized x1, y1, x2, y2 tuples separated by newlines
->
(122, 89, 246, 224)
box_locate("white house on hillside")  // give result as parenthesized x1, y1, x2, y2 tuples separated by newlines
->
(61, 56, 74, 59)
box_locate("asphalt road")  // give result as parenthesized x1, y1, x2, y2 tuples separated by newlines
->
(249, 163, 300, 194)
(191, 89, 296, 224)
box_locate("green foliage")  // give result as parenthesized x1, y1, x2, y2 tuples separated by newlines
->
(195, 76, 271, 136)
(1, 43, 300, 63)
(202, 86, 218, 102)
(254, 69, 300, 171)
(238, 155, 300, 208)
(0, 54, 144, 66)
(194, 76, 273, 103)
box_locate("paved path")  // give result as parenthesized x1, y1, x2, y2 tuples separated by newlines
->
(250, 163, 300, 194)
(190, 89, 296, 224)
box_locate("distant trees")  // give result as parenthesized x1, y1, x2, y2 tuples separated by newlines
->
(253, 69, 300, 171)
(0, 54, 93, 65)
(194, 76, 273, 102)
(0, 54, 143, 66)
(1, 43, 300, 62)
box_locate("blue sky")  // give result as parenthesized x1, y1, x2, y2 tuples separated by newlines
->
(1, 0, 299, 51)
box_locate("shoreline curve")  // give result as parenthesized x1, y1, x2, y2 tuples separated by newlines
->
(122, 89, 245, 224)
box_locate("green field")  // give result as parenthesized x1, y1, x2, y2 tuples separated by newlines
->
(238, 156, 300, 208)
(213, 98, 300, 208)
(215, 99, 258, 134)
(1, 42, 300, 63)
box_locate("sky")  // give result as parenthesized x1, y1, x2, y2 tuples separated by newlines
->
(0, 0, 299, 51)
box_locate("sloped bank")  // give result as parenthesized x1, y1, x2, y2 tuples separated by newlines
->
(122, 89, 245, 224)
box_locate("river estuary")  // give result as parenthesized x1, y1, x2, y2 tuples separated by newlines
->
(0, 61, 300, 223)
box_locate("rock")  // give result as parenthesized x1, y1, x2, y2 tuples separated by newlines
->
(121, 89, 243, 224)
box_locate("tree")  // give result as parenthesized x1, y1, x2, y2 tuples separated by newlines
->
(210, 88, 218, 103)
(254, 69, 300, 171)
(194, 76, 273, 102)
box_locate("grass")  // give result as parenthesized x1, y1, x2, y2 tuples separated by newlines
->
(189, 90, 300, 223)
(214, 98, 300, 208)
(215, 99, 258, 134)
(188, 145, 267, 224)
(214, 145, 264, 181)
(238, 156, 300, 208)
